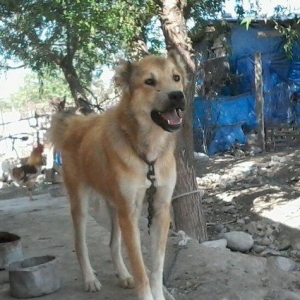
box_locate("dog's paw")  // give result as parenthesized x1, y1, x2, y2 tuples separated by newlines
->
(119, 276, 134, 289)
(84, 276, 102, 292)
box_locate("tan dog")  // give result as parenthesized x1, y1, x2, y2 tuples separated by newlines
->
(49, 52, 187, 300)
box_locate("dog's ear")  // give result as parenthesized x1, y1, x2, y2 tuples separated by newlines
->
(168, 50, 188, 88)
(114, 59, 132, 92)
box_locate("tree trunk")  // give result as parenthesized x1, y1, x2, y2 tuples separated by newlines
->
(61, 64, 85, 101)
(60, 62, 95, 114)
(157, 0, 208, 242)
(254, 52, 265, 151)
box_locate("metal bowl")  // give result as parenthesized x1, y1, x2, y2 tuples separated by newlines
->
(0, 232, 23, 270)
(8, 255, 61, 298)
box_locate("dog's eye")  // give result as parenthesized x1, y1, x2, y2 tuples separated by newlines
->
(145, 78, 156, 86)
(173, 75, 180, 82)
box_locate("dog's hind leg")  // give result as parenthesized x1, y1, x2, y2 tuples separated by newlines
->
(70, 186, 102, 292)
(107, 204, 134, 289)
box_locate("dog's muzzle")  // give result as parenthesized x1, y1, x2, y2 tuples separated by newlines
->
(151, 91, 186, 132)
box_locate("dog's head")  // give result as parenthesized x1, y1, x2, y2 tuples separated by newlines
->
(115, 51, 188, 132)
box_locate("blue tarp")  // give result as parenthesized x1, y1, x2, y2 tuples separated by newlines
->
(194, 94, 256, 129)
(194, 94, 256, 154)
(289, 60, 300, 86)
(230, 26, 286, 62)
(236, 53, 290, 94)
(194, 24, 300, 154)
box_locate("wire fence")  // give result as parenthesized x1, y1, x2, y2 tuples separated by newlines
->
(0, 110, 51, 160)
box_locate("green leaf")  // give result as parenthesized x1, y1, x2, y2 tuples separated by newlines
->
(240, 18, 253, 30)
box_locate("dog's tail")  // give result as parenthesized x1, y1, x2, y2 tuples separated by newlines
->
(48, 112, 90, 152)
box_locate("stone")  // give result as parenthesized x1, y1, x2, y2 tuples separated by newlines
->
(259, 236, 273, 246)
(266, 172, 275, 178)
(244, 216, 251, 224)
(233, 149, 245, 158)
(264, 225, 274, 237)
(252, 245, 266, 253)
(268, 256, 299, 272)
(222, 205, 236, 213)
(291, 238, 300, 251)
(249, 145, 262, 155)
(276, 238, 291, 251)
(202, 197, 214, 204)
(245, 221, 258, 235)
(221, 231, 254, 252)
(271, 155, 281, 162)
(290, 250, 300, 259)
(215, 224, 226, 234)
(194, 152, 210, 161)
(201, 239, 227, 250)
(217, 182, 227, 190)
(271, 222, 280, 233)
(257, 167, 268, 176)
(227, 208, 238, 214)
(204, 208, 214, 216)
(237, 218, 246, 225)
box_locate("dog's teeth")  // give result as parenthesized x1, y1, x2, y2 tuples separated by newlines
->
(167, 120, 170, 124)
(177, 109, 183, 118)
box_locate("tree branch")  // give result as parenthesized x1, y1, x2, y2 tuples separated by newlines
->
(66, 25, 79, 63)
(0, 64, 26, 70)
(26, 29, 62, 65)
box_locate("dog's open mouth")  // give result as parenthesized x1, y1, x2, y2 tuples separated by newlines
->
(151, 108, 183, 132)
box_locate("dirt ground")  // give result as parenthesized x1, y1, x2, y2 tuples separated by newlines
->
(163, 146, 300, 300)
(195, 147, 300, 248)
(2, 146, 300, 299)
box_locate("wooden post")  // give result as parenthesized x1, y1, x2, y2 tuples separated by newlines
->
(0, 109, 8, 151)
(255, 52, 265, 151)
(34, 112, 40, 144)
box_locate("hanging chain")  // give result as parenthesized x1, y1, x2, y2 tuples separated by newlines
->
(146, 162, 157, 234)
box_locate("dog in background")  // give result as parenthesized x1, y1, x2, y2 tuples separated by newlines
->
(11, 143, 45, 200)
(49, 51, 187, 300)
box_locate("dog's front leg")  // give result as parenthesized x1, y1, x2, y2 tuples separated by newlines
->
(118, 205, 153, 300)
(149, 187, 174, 300)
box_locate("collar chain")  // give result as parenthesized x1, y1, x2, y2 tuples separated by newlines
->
(146, 161, 157, 233)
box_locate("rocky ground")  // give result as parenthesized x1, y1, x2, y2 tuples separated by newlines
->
(195, 148, 300, 258)
(1, 146, 300, 299)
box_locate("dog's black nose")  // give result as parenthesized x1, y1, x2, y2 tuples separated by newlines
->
(168, 91, 185, 110)
(168, 91, 184, 102)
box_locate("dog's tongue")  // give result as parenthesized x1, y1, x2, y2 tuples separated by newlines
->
(161, 109, 182, 126)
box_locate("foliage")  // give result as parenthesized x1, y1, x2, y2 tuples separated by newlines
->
(0, 0, 152, 67)
(0, 0, 157, 102)
(184, 0, 224, 20)
(0, 72, 72, 111)
(240, 18, 254, 30)
(0, 0, 299, 107)
(236, 2, 300, 58)
(274, 20, 300, 58)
